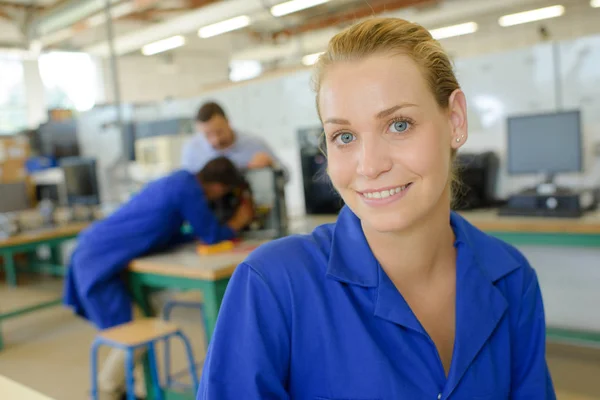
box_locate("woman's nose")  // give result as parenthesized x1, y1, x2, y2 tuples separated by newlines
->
(356, 136, 393, 179)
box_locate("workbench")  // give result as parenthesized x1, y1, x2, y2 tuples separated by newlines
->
(0, 222, 88, 350)
(459, 209, 600, 247)
(127, 209, 600, 399)
(0, 223, 88, 285)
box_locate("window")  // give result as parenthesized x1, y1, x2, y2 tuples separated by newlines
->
(229, 60, 262, 82)
(0, 57, 27, 135)
(39, 51, 97, 112)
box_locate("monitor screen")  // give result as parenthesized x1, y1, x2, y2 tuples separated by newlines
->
(507, 110, 582, 175)
(60, 157, 100, 205)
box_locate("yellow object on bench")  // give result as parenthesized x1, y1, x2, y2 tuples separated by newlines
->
(197, 240, 235, 255)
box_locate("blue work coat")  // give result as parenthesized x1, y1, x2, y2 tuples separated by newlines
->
(63, 170, 235, 330)
(198, 206, 556, 399)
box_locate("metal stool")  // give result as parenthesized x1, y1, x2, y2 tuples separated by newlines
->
(90, 318, 199, 400)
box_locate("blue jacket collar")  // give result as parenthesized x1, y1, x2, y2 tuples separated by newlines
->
(326, 206, 522, 287)
(326, 206, 379, 287)
(450, 211, 521, 282)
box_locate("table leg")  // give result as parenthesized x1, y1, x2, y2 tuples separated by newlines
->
(50, 245, 62, 267)
(200, 278, 229, 343)
(1, 252, 17, 287)
(128, 274, 161, 400)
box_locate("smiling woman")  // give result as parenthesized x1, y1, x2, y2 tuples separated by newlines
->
(197, 17, 556, 400)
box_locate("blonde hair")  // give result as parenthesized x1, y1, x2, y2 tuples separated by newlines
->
(312, 17, 462, 201)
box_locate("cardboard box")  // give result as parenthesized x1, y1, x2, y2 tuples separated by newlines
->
(0, 160, 27, 183)
(0, 136, 30, 163)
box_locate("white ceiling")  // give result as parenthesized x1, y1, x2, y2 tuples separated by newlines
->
(1, 0, 600, 64)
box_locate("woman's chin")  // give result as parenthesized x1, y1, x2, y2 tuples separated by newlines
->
(358, 208, 416, 234)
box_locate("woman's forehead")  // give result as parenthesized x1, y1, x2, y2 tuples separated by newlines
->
(318, 55, 432, 118)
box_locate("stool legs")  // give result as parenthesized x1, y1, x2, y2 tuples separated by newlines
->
(176, 331, 200, 390)
(146, 343, 164, 400)
(90, 339, 101, 400)
(162, 299, 206, 388)
(162, 304, 173, 389)
(124, 349, 136, 400)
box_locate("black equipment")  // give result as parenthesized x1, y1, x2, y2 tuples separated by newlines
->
(60, 157, 100, 206)
(209, 167, 288, 239)
(298, 127, 344, 214)
(453, 151, 500, 211)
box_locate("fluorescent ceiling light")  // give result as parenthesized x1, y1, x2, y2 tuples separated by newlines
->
(429, 22, 478, 40)
(302, 52, 324, 66)
(498, 5, 565, 27)
(591, 0, 600, 8)
(271, 0, 330, 17)
(141, 36, 185, 56)
(198, 15, 251, 38)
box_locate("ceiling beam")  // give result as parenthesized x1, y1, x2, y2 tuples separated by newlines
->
(44, 0, 73, 12)
(271, 0, 439, 39)
(0, 1, 45, 10)
(120, 0, 220, 22)
(187, 0, 220, 8)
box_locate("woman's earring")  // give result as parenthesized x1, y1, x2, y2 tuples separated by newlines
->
(455, 135, 464, 143)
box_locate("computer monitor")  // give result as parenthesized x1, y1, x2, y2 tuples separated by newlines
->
(506, 110, 582, 180)
(60, 157, 100, 206)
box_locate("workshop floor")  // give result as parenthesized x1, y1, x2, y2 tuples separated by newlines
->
(1, 277, 600, 400)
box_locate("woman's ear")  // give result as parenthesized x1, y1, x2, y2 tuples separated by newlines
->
(448, 89, 468, 150)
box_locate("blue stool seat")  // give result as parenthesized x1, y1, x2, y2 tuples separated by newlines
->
(90, 318, 199, 400)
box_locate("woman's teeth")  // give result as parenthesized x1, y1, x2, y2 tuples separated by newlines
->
(362, 184, 410, 199)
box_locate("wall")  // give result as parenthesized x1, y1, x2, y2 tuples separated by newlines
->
(100, 51, 230, 104)
(437, 0, 600, 59)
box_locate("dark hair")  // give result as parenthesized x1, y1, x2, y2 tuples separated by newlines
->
(197, 156, 243, 187)
(196, 101, 227, 122)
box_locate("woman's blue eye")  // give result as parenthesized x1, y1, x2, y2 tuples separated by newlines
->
(391, 120, 409, 133)
(339, 132, 355, 144)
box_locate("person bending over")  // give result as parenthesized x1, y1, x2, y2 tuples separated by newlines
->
(64, 156, 253, 400)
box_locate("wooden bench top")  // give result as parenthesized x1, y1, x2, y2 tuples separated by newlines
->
(0, 375, 56, 400)
(129, 240, 266, 280)
(0, 222, 88, 249)
(458, 209, 600, 234)
(98, 318, 180, 346)
(128, 210, 600, 281)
